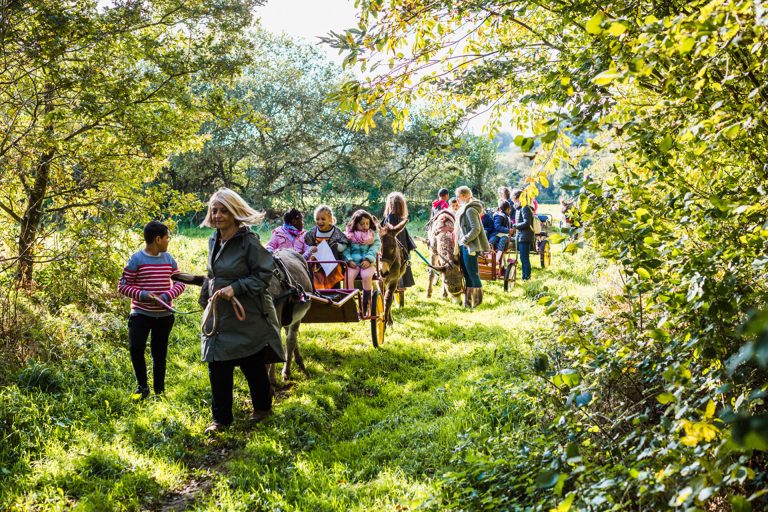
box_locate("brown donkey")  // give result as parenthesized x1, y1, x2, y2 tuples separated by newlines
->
(377, 219, 409, 328)
(426, 210, 464, 302)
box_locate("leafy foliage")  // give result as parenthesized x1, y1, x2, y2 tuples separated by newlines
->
(0, 0, 257, 287)
(165, 31, 504, 219)
(332, 0, 768, 509)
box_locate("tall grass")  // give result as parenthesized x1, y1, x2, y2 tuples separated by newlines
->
(0, 227, 597, 510)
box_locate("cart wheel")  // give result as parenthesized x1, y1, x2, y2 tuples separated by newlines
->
(540, 240, 551, 268)
(504, 261, 516, 291)
(371, 290, 385, 348)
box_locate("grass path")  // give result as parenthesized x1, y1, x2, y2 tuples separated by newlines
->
(1, 229, 596, 511)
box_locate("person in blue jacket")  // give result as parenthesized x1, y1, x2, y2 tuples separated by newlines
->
(511, 189, 534, 280)
(488, 200, 512, 267)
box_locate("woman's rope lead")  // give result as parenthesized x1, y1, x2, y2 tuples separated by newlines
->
(201, 290, 246, 337)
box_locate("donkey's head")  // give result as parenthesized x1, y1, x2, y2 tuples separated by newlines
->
(441, 258, 465, 300)
(379, 219, 407, 277)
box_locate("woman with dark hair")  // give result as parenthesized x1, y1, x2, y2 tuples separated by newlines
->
(266, 208, 306, 254)
(382, 192, 417, 288)
(511, 189, 534, 281)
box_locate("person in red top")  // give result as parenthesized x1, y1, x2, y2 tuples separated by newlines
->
(118, 221, 186, 399)
(431, 188, 450, 217)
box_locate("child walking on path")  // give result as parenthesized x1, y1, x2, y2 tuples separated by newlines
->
(343, 210, 381, 315)
(267, 208, 307, 254)
(304, 205, 349, 289)
(118, 221, 186, 399)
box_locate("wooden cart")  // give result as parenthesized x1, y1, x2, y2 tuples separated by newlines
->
(302, 260, 387, 347)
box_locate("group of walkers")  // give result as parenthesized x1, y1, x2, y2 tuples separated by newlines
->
(118, 188, 416, 433)
(118, 184, 536, 432)
(430, 185, 536, 309)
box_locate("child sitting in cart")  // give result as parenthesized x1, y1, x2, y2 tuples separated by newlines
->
(266, 208, 307, 254)
(488, 200, 513, 267)
(304, 204, 349, 289)
(343, 209, 381, 316)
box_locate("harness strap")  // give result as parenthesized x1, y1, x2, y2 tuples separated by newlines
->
(272, 254, 308, 303)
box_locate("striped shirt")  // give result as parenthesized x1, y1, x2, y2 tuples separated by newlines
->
(118, 250, 186, 317)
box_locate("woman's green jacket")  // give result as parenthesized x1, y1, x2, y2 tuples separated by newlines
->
(199, 227, 285, 364)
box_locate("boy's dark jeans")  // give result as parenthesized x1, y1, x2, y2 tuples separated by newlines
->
(128, 314, 175, 394)
(208, 350, 272, 425)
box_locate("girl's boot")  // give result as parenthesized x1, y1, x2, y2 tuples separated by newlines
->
(362, 290, 371, 317)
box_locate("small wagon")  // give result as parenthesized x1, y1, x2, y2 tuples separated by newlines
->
(477, 235, 517, 291)
(476, 212, 554, 289)
(301, 260, 387, 347)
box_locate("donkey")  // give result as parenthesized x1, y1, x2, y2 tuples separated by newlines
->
(173, 248, 312, 385)
(269, 249, 313, 383)
(426, 210, 464, 302)
(378, 219, 409, 328)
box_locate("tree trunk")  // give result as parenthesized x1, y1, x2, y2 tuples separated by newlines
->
(16, 86, 54, 288)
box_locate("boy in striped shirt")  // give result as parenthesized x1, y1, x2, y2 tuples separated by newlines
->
(118, 221, 186, 399)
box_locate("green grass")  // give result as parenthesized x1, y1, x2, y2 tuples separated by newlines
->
(0, 229, 596, 511)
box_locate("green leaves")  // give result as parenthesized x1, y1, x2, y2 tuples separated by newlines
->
(659, 134, 674, 153)
(514, 135, 535, 151)
(553, 369, 581, 388)
(535, 469, 560, 489)
(586, 12, 604, 35)
(657, 392, 676, 404)
(608, 22, 627, 36)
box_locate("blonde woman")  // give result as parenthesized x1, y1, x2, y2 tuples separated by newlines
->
(454, 186, 490, 307)
(199, 188, 284, 433)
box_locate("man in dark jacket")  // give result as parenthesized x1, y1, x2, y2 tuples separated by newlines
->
(512, 189, 534, 280)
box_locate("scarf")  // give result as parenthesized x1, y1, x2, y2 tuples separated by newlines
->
(346, 228, 375, 245)
(283, 224, 303, 238)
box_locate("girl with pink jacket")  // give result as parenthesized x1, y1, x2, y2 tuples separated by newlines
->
(266, 208, 307, 254)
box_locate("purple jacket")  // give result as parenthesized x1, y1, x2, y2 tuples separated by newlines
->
(266, 225, 307, 254)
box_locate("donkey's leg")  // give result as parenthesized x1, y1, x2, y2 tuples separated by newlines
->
(426, 264, 434, 298)
(289, 324, 309, 377)
(384, 283, 397, 327)
(267, 363, 277, 388)
(282, 324, 295, 381)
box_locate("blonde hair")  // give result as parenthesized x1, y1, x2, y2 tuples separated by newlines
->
(200, 188, 265, 228)
(383, 192, 408, 219)
(455, 186, 472, 200)
(313, 204, 336, 225)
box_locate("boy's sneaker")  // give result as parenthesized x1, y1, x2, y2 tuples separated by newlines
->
(131, 385, 150, 400)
